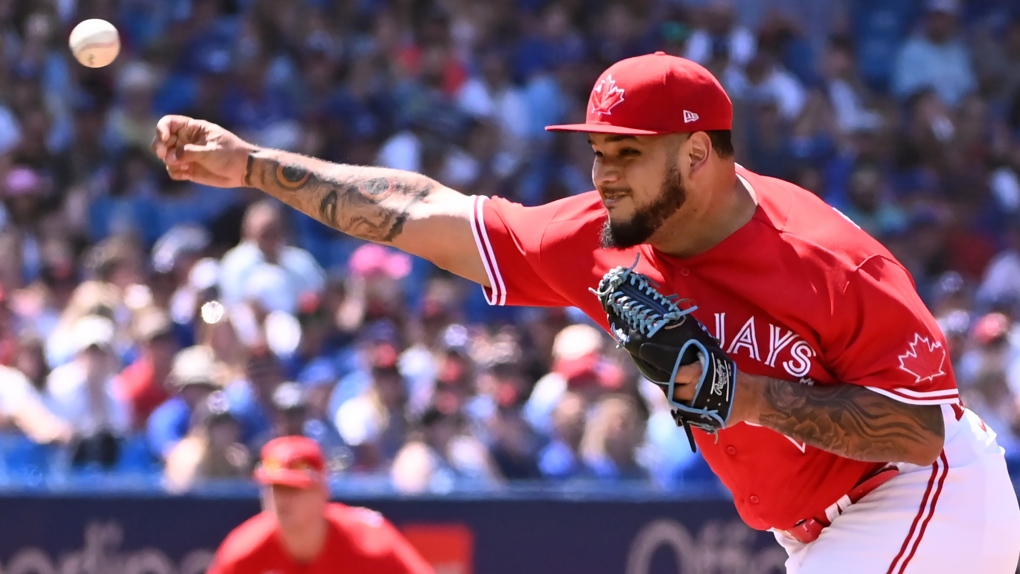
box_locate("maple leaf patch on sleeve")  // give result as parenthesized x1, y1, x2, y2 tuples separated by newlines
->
(897, 333, 947, 383)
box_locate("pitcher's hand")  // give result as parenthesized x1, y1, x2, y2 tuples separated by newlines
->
(151, 115, 256, 188)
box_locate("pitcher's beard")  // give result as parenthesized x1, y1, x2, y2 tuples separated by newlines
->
(600, 166, 687, 249)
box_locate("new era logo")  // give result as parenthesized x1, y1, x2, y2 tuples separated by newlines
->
(683, 110, 699, 123)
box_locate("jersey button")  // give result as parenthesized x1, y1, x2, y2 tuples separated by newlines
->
(680, 268, 691, 277)
(749, 495, 760, 504)
(726, 446, 737, 455)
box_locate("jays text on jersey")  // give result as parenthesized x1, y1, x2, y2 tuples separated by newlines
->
(470, 164, 959, 532)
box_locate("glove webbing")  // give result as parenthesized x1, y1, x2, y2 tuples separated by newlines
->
(590, 256, 707, 451)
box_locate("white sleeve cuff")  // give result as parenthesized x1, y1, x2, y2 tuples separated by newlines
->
(864, 386, 960, 406)
(470, 196, 507, 306)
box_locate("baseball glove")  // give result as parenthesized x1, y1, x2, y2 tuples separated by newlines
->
(591, 258, 737, 451)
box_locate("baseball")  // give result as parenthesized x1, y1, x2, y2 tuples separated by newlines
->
(68, 19, 120, 68)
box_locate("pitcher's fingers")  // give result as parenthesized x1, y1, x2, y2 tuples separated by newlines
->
(151, 138, 169, 161)
(165, 164, 192, 181)
(155, 115, 194, 141)
(170, 143, 215, 164)
(675, 362, 703, 382)
(154, 116, 191, 161)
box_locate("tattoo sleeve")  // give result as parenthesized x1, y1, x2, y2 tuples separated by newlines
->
(756, 379, 945, 463)
(243, 149, 437, 244)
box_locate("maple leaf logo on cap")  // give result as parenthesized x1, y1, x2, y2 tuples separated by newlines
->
(590, 75, 625, 116)
(897, 333, 947, 383)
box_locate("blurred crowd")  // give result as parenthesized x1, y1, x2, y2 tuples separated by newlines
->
(1, 0, 1020, 494)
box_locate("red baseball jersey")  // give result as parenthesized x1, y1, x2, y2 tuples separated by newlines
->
(470, 165, 959, 531)
(207, 503, 434, 574)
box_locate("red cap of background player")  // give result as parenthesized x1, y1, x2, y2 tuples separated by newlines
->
(254, 436, 325, 489)
(546, 52, 732, 135)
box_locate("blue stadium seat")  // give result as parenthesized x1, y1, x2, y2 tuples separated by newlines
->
(0, 432, 58, 481)
(116, 434, 160, 474)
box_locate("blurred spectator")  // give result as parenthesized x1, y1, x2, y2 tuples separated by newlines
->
(930, 271, 971, 317)
(525, 323, 618, 436)
(328, 319, 402, 415)
(170, 257, 221, 328)
(191, 296, 235, 346)
(0, 166, 53, 284)
(298, 359, 339, 423)
(226, 345, 287, 446)
(84, 233, 146, 292)
(0, 362, 71, 445)
(115, 306, 178, 429)
(335, 341, 411, 473)
(337, 243, 413, 331)
(512, 2, 585, 86)
(283, 292, 337, 378)
(0, 233, 26, 294)
(45, 280, 119, 368)
(821, 35, 883, 135)
(250, 382, 310, 453)
(86, 147, 161, 245)
(988, 143, 1020, 217)
(391, 399, 501, 494)
(218, 200, 325, 312)
(474, 337, 542, 479)
(959, 313, 1020, 383)
(147, 345, 223, 460)
(839, 162, 909, 239)
(1002, 19, 1020, 130)
(0, 286, 21, 365)
(740, 51, 806, 123)
(398, 281, 467, 410)
(432, 327, 483, 417)
(892, 0, 976, 107)
(938, 308, 973, 367)
(683, 0, 757, 68)
(595, 3, 654, 64)
(44, 315, 130, 468)
(958, 313, 1020, 454)
(537, 392, 587, 480)
(151, 224, 211, 295)
(164, 391, 251, 493)
(11, 334, 49, 391)
(108, 62, 161, 152)
(294, 359, 351, 471)
(16, 238, 82, 335)
(455, 47, 531, 161)
(639, 383, 717, 488)
(978, 223, 1020, 307)
(485, 401, 542, 480)
(580, 395, 650, 482)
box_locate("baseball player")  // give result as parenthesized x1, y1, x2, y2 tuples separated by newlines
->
(206, 436, 433, 574)
(154, 53, 1020, 572)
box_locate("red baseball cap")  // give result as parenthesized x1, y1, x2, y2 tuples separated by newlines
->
(973, 313, 1010, 345)
(254, 436, 326, 489)
(546, 52, 732, 135)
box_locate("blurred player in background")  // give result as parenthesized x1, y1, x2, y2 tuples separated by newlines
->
(206, 436, 433, 574)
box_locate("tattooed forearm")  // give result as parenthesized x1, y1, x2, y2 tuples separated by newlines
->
(243, 149, 436, 243)
(753, 378, 944, 465)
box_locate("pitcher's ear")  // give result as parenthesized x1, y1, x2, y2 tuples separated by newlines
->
(686, 132, 712, 171)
